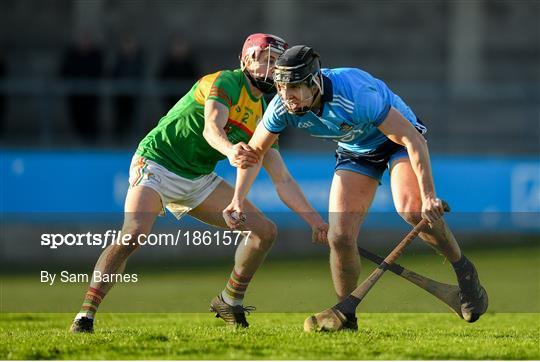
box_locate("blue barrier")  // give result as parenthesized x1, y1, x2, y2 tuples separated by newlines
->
(1, 150, 539, 231)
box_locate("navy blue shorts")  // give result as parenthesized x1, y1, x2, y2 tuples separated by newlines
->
(334, 140, 409, 184)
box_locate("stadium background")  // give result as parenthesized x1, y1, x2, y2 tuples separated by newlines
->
(0, 0, 538, 314)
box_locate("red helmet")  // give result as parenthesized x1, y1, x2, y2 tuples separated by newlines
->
(240, 33, 288, 63)
(240, 33, 288, 93)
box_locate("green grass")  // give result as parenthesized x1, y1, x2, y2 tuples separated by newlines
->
(1, 245, 539, 359)
(1, 312, 539, 359)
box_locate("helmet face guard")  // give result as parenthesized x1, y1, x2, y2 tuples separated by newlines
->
(244, 67, 276, 93)
(240, 33, 288, 93)
(273, 45, 323, 115)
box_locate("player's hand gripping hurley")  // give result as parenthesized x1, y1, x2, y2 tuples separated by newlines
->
(304, 201, 451, 332)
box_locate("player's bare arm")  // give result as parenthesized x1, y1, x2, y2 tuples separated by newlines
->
(203, 99, 259, 168)
(377, 107, 444, 222)
(262, 148, 329, 244)
(223, 124, 277, 228)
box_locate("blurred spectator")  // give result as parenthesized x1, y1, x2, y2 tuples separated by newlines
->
(157, 36, 199, 110)
(60, 33, 104, 142)
(0, 54, 5, 136)
(110, 35, 145, 139)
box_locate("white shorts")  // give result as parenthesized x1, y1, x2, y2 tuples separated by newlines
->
(128, 155, 223, 219)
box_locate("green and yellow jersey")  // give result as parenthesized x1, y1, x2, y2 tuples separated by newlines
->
(137, 69, 274, 179)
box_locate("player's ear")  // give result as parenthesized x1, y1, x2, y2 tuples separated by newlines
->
(244, 55, 258, 72)
(240, 53, 252, 71)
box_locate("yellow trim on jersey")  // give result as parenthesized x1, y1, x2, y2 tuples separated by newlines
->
(227, 87, 263, 135)
(193, 71, 228, 105)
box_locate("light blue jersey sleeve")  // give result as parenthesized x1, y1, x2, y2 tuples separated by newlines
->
(262, 95, 289, 134)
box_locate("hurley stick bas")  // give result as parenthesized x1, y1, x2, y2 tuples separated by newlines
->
(304, 201, 450, 332)
(358, 246, 462, 318)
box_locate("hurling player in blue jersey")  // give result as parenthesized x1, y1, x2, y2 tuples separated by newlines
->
(223, 45, 488, 329)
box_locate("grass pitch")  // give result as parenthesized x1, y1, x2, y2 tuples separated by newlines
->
(1, 312, 539, 359)
(1, 244, 539, 359)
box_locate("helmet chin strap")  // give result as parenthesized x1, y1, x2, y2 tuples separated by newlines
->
(244, 70, 276, 93)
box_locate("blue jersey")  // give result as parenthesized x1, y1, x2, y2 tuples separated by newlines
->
(262, 68, 426, 154)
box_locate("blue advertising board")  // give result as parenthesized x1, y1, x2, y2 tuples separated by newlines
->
(1, 150, 539, 232)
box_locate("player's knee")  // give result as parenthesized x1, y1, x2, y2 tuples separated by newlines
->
(260, 219, 278, 248)
(399, 211, 423, 226)
(267, 220, 278, 242)
(397, 200, 423, 226)
(328, 230, 355, 251)
(249, 219, 277, 252)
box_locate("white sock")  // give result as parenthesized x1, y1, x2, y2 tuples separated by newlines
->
(75, 312, 93, 321)
(221, 291, 243, 306)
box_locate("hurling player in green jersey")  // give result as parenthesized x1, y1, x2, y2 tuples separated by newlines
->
(70, 34, 328, 333)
